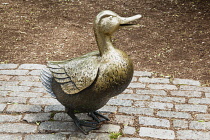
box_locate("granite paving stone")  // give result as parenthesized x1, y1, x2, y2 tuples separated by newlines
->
(180, 85, 210, 92)
(25, 134, 66, 140)
(133, 71, 152, 77)
(19, 81, 43, 87)
(0, 75, 13, 81)
(122, 89, 133, 94)
(0, 123, 37, 133)
(157, 111, 192, 119)
(127, 83, 146, 88)
(117, 94, 150, 100)
(120, 138, 145, 140)
(134, 101, 149, 107)
(0, 91, 9, 97)
(189, 121, 210, 130)
(175, 104, 207, 113)
(98, 105, 117, 113)
(136, 89, 167, 95)
(0, 86, 30, 92)
(44, 105, 65, 112)
(170, 90, 202, 97)
(0, 114, 22, 122)
(119, 107, 154, 116)
(139, 127, 175, 139)
(0, 81, 19, 86)
(176, 130, 210, 140)
(0, 64, 210, 139)
(27, 70, 41, 75)
(18, 64, 45, 70)
(0, 97, 27, 104)
(0, 104, 6, 112)
(23, 113, 51, 122)
(29, 97, 61, 105)
(53, 113, 92, 121)
(9, 91, 43, 97)
(0, 134, 22, 140)
(195, 114, 210, 121)
(173, 78, 201, 86)
(134, 101, 174, 110)
(30, 87, 47, 93)
(114, 115, 135, 125)
(139, 116, 170, 128)
(67, 133, 110, 140)
(205, 92, 210, 98)
(0, 64, 19, 69)
(38, 121, 77, 132)
(11, 75, 40, 81)
(43, 93, 54, 97)
(148, 84, 178, 90)
(188, 98, 210, 104)
(53, 113, 73, 121)
(96, 124, 121, 133)
(131, 77, 138, 82)
(6, 104, 42, 113)
(0, 70, 29, 75)
(152, 96, 186, 103)
(107, 98, 133, 106)
(123, 126, 136, 135)
(148, 101, 173, 110)
(173, 119, 188, 128)
(139, 77, 170, 83)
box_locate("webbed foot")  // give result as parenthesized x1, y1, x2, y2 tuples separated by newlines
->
(74, 119, 100, 135)
(88, 111, 110, 123)
(67, 110, 100, 135)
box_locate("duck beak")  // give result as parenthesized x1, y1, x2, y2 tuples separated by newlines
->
(119, 14, 142, 27)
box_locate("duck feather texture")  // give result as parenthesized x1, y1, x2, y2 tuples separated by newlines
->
(44, 51, 100, 95)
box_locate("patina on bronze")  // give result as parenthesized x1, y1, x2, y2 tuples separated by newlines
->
(41, 10, 142, 134)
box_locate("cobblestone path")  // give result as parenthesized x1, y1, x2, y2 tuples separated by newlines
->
(0, 64, 210, 140)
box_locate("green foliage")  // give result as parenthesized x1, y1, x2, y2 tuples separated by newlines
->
(35, 121, 41, 125)
(74, 110, 81, 113)
(109, 132, 122, 140)
(49, 112, 56, 121)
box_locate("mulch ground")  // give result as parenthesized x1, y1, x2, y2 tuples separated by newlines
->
(0, 0, 209, 85)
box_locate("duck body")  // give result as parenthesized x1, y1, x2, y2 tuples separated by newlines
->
(51, 49, 133, 113)
(41, 10, 141, 134)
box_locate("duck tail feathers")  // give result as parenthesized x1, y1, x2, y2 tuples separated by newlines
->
(40, 68, 56, 97)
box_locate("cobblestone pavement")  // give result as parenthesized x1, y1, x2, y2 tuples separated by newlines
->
(0, 64, 210, 140)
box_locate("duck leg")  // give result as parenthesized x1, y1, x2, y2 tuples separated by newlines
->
(67, 110, 100, 135)
(88, 111, 110, 123)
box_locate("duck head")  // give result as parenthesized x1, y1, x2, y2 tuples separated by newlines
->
(93, 10, 142, 55)
(94, 10, 142, 35)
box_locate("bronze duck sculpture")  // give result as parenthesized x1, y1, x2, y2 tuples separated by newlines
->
(41, 10, 141, 134)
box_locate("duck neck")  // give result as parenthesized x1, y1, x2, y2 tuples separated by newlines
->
(95, 31, 114, 56)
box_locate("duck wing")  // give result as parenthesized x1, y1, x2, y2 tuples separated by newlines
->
(48, 51, 100, 95)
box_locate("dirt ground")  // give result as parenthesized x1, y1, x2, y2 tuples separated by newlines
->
(0, 0, 209, 86)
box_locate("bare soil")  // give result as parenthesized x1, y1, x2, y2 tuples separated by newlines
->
(0, 0, 210, 85)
